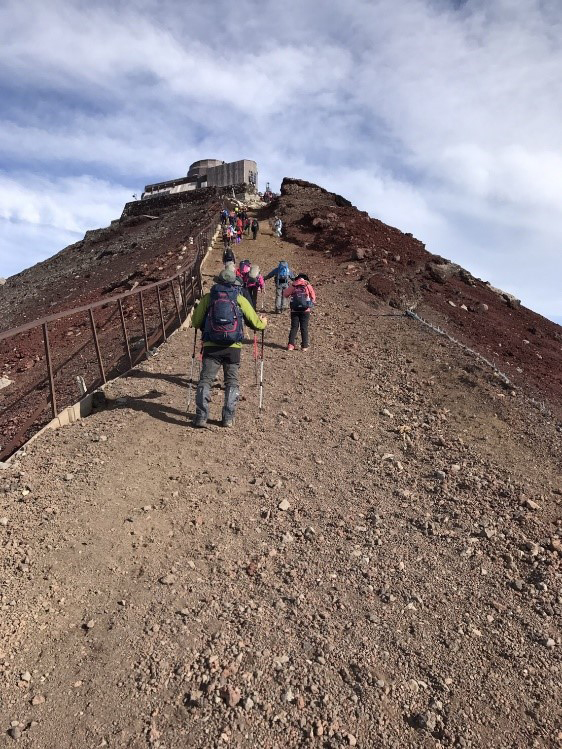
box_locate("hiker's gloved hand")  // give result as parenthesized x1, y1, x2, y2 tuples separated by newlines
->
(260, 317, 268, 326)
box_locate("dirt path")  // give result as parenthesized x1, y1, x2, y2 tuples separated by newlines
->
(0, 220, 560, 748)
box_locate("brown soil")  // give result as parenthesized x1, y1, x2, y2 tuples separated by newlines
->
(272, 179, 562, 415)
(0, 220, 560, 748)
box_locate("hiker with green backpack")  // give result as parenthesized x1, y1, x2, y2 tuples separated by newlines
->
(264, 260, 295, 313)
(190, 268, 267, 428)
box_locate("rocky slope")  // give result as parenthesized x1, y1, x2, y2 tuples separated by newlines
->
(0, 189, 223, 333)
(271, 178, 562, 413)
(0, 220, 560, 748)
(0, 190, 223, 458)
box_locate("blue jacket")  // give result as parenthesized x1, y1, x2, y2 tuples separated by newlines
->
(265, 264, 295, 285)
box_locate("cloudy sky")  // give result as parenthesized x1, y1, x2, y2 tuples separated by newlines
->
(1, 0, 561, 322)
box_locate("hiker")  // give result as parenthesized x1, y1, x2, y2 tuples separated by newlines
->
(237, 258, 251, 285)
(244, 217, 251, 237)
(251, 218, 259, 240)
(284, 273, 316, 351)
(273, 216, 283, 238)
(223, 224, 234, 249)
(236, 273, 253, 306)
(191, 268, 267, 428)
(245, 264, 265, 310)
(264, 260, 294, 313)
(223, 244, 235, 264)
(220, 208, 229, 226)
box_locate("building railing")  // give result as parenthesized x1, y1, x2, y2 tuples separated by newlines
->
(0, 219, 218, 461)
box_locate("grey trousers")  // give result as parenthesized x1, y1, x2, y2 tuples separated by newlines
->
(275, 283, 288, 312)
(195, 349, 240, 422)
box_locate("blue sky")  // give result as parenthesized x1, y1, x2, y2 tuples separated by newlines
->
(0, 0, 561, 322)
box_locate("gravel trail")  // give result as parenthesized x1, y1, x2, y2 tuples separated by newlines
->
(1, 220, 560, 748)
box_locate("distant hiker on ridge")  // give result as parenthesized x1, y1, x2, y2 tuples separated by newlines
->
(251, 217, 259, 240)
(191, 268, 267, 428)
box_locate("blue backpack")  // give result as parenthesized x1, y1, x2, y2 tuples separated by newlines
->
(203, 284, 244, 344)
(277, 261, 290, 284)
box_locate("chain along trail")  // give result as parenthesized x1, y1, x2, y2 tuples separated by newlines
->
(0, 217, 560, 748)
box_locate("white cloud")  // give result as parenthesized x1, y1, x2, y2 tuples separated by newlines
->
(0, 173, 132, 277)
(0, 220, 79, 280)
(0, 0, 560, 319)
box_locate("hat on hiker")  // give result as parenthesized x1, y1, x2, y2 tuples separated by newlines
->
(296, 273, 310, 281)
(215, 268, 237, 284)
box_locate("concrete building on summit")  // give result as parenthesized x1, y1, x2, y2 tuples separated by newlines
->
(141, 159, 258, 199)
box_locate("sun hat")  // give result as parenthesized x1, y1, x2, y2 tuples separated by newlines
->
(215, 268, 237, 284)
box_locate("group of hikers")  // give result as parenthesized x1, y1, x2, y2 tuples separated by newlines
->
(190, 216, 316, 428)
(220, 206, 259, 247)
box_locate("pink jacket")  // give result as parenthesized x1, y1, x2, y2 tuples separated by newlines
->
(283, 278, 316, 311)
(246, 274, 265, 290)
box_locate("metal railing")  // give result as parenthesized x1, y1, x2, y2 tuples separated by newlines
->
(0, 220, 218, 460)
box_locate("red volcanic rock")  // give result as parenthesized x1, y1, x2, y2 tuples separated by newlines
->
(271, 177, 562, 412)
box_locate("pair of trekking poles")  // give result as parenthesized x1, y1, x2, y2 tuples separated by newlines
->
(187, 329, 265, 413)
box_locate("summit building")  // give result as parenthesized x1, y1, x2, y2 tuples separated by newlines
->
(141, 159, 258, 199)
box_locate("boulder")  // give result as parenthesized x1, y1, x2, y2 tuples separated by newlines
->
(311, 217, 329, 230)
(486, 283, 521, 308)
(426, 261, 460, 284)
(353, 247, 372, 261)
(0, 377, 13, 391)
(458, 268, 476, 286)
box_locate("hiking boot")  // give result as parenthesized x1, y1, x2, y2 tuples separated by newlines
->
(301, 346, 309, 352)
(193, 417, 207, 428)
(287, 344, 295, 351)
(222, 417, 235, 428)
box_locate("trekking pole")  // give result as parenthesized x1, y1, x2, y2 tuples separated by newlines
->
(253, 332, 259, 385)
(197, 339, 203, 380)
(187, 329, 197, 411)
(259, 330, 265, 411)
